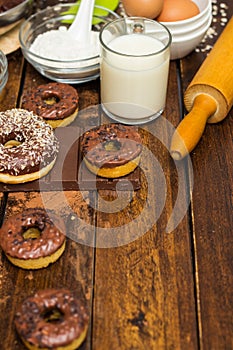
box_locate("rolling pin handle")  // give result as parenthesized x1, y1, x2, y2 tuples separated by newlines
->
(170, 94, 217, 160)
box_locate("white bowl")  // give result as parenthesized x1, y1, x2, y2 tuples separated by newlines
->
(161, 0, 211, 29)
(167, 6, 212, 35)
(159, 0, 212, 59)
(171, 7, 212, 38)
(170, 15, 212, 59)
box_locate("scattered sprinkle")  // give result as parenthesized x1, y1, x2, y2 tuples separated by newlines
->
(0, 109, 59, 176)
(195, 1, 229, 53)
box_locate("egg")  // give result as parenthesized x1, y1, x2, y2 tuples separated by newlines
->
(157, 0, 200, 22)
(122, 0, 164, 19)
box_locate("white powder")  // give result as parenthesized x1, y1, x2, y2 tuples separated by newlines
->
(30, 26, 100, 63)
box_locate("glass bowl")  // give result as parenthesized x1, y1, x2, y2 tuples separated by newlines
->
(0, 50, 8, 93)
(19, 3, 119, 84)
(0, 0, 32, 27)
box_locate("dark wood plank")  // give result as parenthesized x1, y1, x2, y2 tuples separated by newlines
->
(92, 61, 198, 349)
(0, 192, 4, 224)
(0, 49, 24, 110)
(190, 113, 233, 350)
(180, 2, 233, 348)
(1, 2, 232, 350)
(0, 190, 96, 350)
(1, 37, 100, 349)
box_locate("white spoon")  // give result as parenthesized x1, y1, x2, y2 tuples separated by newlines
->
(68, 0, 95, 45)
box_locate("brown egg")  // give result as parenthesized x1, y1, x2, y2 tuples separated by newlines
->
(157, 0, 200, 22)
(122, 0, 164, 19)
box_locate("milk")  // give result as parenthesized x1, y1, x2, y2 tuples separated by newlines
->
(100, 33, 170, 124)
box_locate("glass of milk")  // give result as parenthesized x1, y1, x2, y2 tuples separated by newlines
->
(99, 17, 172, 125)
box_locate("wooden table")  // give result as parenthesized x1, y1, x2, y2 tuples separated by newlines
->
(0, 1, 232, 349)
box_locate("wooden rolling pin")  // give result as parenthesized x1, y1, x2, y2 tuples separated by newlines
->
(170, 16, 233, 160)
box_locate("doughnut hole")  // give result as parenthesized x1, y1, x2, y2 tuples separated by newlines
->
(22, 227, 41, 240)
(42, 91, 60, 105)
(1, 131, 25, 148)
(42, 307, 65, 324)
(4, 140, 22, 148)
(103, 139, 121, 151)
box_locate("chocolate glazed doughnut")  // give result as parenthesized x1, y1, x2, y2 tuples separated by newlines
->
(0, 108, 59, 184)
(81, 123, 142, 178)
(0, 208, 66, 269)
(15, 288, 89, 350)
(21, 82, 79, 128)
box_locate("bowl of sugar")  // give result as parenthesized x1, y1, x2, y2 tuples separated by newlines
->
(19, 3, 119, 84)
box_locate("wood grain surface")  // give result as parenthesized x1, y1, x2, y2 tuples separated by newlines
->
(0, 1, 232, 350)
(180, 6, 233, 349)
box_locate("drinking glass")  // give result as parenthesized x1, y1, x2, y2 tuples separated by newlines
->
(99, 17, 172, 124)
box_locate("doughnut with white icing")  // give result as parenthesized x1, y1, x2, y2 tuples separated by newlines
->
(0, 108, 59, 184)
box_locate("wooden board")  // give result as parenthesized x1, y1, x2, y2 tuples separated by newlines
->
(0, 127, 141, 192)
(0, 190, 96, 350)
(180, 5, 233, 348)
(92, 60, 198, 349)
(0, 1, 232, 349)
